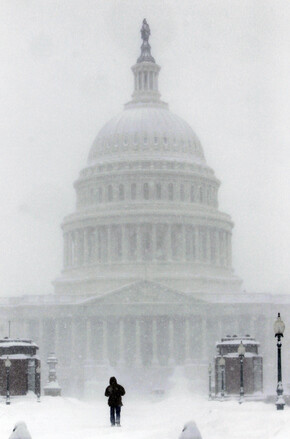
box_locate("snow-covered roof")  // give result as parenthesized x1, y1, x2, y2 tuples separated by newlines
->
(0, 354, 39, 360)
(216, 336, 259, 346)
(0, 339, 38, 348)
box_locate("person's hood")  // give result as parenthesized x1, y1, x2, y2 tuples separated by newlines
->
(179, 421, 202, 439)
(9, 421, 32, 439)
(109, 376, 117, 385)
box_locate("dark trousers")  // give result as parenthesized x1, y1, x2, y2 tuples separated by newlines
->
(110, 406, 121, 425)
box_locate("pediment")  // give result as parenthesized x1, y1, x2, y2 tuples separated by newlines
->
(81, 280, 205, 306)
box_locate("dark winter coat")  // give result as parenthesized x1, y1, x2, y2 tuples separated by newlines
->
(105, 377, 126, 407)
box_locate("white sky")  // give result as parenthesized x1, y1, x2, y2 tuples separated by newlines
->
(0, 0, 289, 296)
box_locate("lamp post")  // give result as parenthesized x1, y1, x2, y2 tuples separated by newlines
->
(274, 312, 285, 410)
(4, 357, 11, 405)
(208, 363, 212, 400)
(238, 341, 245, 404)
(36, 365, 41, 402)
(218, 356, 226, 400)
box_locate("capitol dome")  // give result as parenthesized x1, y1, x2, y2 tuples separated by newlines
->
(88, 106, 206, 166)
(54, 20, 241, 296)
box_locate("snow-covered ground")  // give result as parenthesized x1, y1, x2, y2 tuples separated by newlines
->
(1, 390, 289, 439)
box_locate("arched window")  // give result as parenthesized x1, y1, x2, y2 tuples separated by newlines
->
(131, 183, 136, 200)
(199, 187, 204, 203)
(168, 183, 173, 201)
(156, 183, 161, 200)
(119, 184, 124, 201)
(190, 185, 195, 202)
(207, 187, 211, 205)
(180, 184, 185, 201)
(90, 188, 94, 203)
(98, 187, 103, 203)
(108, 185, 113, 202)
(143, 183, 149, 200)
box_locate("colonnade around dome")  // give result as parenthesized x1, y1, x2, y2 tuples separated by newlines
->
(63, 223, 232, 270)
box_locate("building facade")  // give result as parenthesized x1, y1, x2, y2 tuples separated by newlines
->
(0, 21, 289, 395)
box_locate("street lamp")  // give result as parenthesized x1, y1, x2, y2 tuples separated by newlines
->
(218, 356, 226, 400)
(36, 365, 41, 402)
(238, 341, 245, 404)
(274, 312, 285, 410)
(208, 363, 212, 400)
(4, 356, 11, 405)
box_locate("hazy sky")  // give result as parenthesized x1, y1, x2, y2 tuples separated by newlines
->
(0, 0, 289, 296)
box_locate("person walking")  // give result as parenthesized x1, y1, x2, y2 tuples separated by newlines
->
(105, 376, 126, 427)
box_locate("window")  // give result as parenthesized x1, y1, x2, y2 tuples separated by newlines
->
(180, 184, 185, 201)
(168, 183, 173, 201)
(131, 183, 136, 200)
(90, 188, 94, 203)
(119, 184, 124, 201)
(156, 183, 161, 200)
(108, 185, 113, 202)
(143, 183, 149, 200)
(190, 185, 195, 202)
(200, 187, 204, 203)
(98, 187, 103, 203)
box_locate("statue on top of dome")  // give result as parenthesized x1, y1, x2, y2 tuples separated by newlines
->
(141, 19, 150, 42)
(137, 19, 155, 63)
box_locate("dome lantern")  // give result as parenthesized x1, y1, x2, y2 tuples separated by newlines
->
(126, 19, 166, 108)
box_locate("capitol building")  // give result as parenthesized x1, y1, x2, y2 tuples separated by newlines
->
(0, 21, 289, 394)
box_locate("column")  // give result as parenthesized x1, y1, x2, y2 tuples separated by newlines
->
(107, 226, 112, 262)
(152, 224, 157, 261)
(83, 228, 89, 264)
(182, 224, 187, 261)
(136, 224, 142, 262)
(71, 232, 76, 266)
(201, 317, 207, 361)
(220, 231, 225, 266)
(122, 225, 128, 262)
(102, 319, 109, 364)
(71, 319, 78, 364)
(135, 318, 142, 366)
(85, 318, 92, 361)
(195, 227, 199, 262)
(184, 317, 191, 364)
(67, 233, 72, 266)
(151, 318, 158, 365)
(215, 229, 220, 266)
(227, 232, 232, 268)
(163, 225, 170, 261)
(54, 319, 61, 360)
(168, 318, 175, 365)
(206, 229, 211, 264)
(119, 318, 126, 365)
(120, 225, 124, 262)
(63, 232, 69, 267)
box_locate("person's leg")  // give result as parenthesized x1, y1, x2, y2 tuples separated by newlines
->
(116, 406, 121, 426)
(110, 406, 115, 426)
